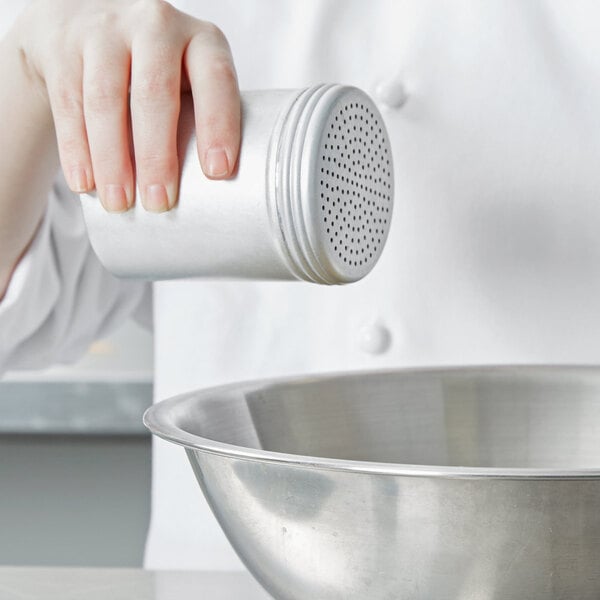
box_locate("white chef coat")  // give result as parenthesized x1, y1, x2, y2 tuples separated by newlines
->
(3, 0, 600, 571)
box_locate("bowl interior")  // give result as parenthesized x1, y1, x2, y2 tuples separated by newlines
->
(172, 367, 600, 469)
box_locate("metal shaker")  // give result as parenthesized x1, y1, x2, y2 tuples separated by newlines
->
(80, 84, 394, 284)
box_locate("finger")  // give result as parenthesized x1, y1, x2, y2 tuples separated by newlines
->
(184, 24, 241, 180)
(46, 59, 94, 193)
(83, 39, 134, 212)
(131, 35, 182, 212)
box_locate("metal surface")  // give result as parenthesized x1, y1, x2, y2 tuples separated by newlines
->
(145, 366, 600, 600)
(81, 85, 393, 284)
(0, 381, 152, 435)
(0, 568, 271, 600)
(314, 91, 393, 280)
(0, 435, 150, 567)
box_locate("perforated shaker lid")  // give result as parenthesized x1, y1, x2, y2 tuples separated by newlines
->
(276, 84, 394, 284)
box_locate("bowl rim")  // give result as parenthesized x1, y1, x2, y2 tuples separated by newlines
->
(143, 364, 600, 480)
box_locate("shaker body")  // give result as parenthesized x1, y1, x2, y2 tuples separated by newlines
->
(81, 89, 301, 280)
(80, 85, 394, 283)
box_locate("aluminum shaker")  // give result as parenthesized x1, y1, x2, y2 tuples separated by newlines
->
(80, 84, 394, 284)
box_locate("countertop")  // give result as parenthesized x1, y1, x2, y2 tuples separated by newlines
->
(0, 320, 154, 436)
(0, 567, 272, 599)
(0, 380, 152, 435)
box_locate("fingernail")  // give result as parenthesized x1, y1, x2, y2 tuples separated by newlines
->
(165, 181, 178, 210)
(205, 147, 229, 178)
(144, 184, 169, 212)
(69, 167, 90, 193)
(102, 184, 129, 212)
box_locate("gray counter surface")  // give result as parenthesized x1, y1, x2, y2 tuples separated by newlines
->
(0, 567, 272, 599)
(0, 381, 152, 435)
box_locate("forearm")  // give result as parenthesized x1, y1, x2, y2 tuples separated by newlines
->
(0, 27, 58, 300)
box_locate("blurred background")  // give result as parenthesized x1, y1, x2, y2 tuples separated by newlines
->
(0, 320, 153, 567)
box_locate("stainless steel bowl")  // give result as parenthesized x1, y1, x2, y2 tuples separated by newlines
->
(144, 367, 600, 599)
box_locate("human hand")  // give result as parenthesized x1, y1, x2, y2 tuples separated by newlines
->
(16, 0, 241, 212)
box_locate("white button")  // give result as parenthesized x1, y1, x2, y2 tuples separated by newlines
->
(374, 78, 408, 109)
(359, 322, 392, 355)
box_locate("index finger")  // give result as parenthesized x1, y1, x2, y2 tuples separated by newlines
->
(183, 24, 241, 179)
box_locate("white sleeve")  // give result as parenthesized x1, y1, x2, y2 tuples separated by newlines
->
(0, 0, 28, 36)
(0, 174, 152, 374)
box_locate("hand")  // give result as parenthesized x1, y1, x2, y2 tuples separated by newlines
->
(16, 0, 241, 212)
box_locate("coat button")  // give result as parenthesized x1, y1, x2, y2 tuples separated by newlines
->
(359, 322, 392, 355)
(374, 78, 408, 109)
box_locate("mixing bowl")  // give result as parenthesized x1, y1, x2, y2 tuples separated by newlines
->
(144, 366, 600, 599)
